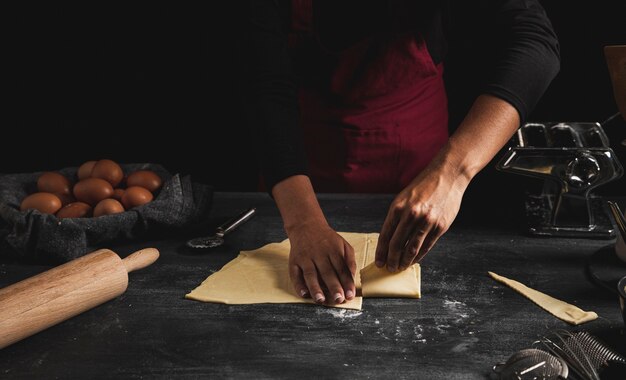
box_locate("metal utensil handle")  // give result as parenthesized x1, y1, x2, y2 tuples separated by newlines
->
(608, 201, 626, 242)
(216, 208, 256, 236)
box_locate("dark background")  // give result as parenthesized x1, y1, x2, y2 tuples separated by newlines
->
(4, 2, 625, 203)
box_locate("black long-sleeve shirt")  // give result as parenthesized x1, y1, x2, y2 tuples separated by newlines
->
(245, 0, 560, 191)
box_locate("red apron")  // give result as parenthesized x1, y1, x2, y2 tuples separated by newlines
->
(291, 0, 449, 193)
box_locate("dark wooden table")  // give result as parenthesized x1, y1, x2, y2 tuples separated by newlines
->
(1, 193, 625, 379)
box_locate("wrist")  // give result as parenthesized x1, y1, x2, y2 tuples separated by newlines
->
(430, 143, 475, 188)
(284, 215, 329, 237)
(272, 175, 329, 235)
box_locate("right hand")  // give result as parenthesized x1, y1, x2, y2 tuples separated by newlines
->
(287, 221, 357, 304)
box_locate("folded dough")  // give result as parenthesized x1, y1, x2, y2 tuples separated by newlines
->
(361, 262, 421, 298)
(488, 271, 598, 325)
(186, 232, 422, 310)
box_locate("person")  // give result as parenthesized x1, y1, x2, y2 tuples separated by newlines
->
(244, 0, 560, 305)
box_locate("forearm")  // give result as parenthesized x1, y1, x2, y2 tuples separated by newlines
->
(377, 95, 521, 269)
(276, 175, 356, 303)
(272, 175, 328, 233)
(434, 94, 520, 183)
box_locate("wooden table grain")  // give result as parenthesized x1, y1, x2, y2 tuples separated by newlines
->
(1, 193, 624, 379)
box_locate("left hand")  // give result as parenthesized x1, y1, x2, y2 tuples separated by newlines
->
(374, 160, 469, 272)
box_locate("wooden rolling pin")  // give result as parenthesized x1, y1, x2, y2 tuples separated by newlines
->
(0, 247, 159, 349)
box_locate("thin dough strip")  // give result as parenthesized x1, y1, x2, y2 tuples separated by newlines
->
(488, 271, 598, 325)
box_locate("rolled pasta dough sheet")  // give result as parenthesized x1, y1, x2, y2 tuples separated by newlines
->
(185, 232, 422, 310)
(185, 232, 377, 310)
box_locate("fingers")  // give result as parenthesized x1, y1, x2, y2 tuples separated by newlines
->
(289, 230, 359, 305)
(379, 199, 451, 271)
(301, 263, 326, 304)
(329, 241, 355, 300)
(343, 241, 357, 277)
(385, 214, 415, 272)
(375, 207, 400, 267)
(289, 264, 309, 298)
(316, 258, 346, 304)
(303, 243, 356, 304)
(399, 222, 430, 270)
(413, 225, 446, 264)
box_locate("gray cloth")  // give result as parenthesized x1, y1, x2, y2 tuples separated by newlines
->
(0, 163, 212, 262)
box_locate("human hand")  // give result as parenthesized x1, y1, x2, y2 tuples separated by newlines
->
(375, 94, 521, 271)
(288, 221, 357, 304)
(375, 163, 469, 272)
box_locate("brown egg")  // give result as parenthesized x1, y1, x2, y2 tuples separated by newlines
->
(112, 188, 125, 201)
(77, 160, 97, 180)
(56, 193, 76, 206)
(126, 170, 162, 192)
(37, 172, 72, 195)
(91, 159, 124, 187)
(56, 202, 92, 219)
(73, 178, 114, 206)
(93, 199, 125, 217)
(20, 193, 62, 214)
(122, 186, 153, 209)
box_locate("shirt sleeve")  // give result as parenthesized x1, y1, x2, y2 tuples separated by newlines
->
(477, 0, 561, 123)
(244, 0, 307, 192)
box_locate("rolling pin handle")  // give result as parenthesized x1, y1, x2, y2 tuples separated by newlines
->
(122, 248, 160, 273)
